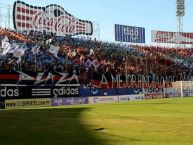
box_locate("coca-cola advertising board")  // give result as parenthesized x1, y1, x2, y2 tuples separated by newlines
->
(151, 30, 193, 44)
(13, 1, 93, 35)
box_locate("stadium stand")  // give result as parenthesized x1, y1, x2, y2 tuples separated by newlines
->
(0, 28, 192, 82)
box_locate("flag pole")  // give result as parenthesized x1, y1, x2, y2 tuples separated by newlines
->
(125, 54, 128, 87)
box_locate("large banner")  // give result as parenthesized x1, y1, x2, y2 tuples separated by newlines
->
(115, 24, 145, 43)
(0, 71, 173, 99)
(81, 86, 142, 97)
(151, 30, 193, 44)
(13, 1, 93, 35)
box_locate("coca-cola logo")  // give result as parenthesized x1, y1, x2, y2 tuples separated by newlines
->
(32, 11, 76, 35)
(13, 1, 93, 35)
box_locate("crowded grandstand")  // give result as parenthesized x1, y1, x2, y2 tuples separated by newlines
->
(0, 28, 192, 80)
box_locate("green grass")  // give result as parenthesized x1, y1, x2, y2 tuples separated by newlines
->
(1, 98, 193, 145)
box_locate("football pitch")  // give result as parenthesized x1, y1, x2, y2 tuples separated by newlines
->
(1, 98, 193, 145)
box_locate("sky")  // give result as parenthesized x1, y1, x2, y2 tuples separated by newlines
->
(1, 0, 193, 44)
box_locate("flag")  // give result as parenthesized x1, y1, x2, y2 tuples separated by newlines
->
(13, 43, 29, 58)
(46, 38, 53, 44)
(31, 44, 40, 54)
(1, 36, 9, 43)
(84, 59, 92, 67)
(49, 45, 59, 57)
(89, 48, 94, 56)
(9, 43, 20, 53)
(1, 36, 11, 55)
(72, 49, 77, 56)
(1, 41, 12, 55)
(13, 1, 93, 35)
(92, 59, 100, 68)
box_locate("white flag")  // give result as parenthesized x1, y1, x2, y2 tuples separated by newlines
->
(89, 48, 94, 56)
(1, 36, 10, 55)
(1, 36, 9, 43)
(46, 38, 53, 44)
(49, 45, 59, 57)
(31, 45, 40, 54)
(13, 43, 29, 58)
(1, 41, 12, 55)
(9, 43, 20, 53)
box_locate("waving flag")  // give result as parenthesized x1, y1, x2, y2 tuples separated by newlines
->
(1, 42, 12, 55)
(31, 44, 40, 54)
(49, 45, 59, 57)
(1, 36, 9, 43)
(1, 36, 12, 55)
(84, 59, 92, 67)
(92, 59, 100, 68)
(13, 43, 29, 58)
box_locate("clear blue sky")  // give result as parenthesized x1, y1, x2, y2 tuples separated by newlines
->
(2, 0, 193, 43)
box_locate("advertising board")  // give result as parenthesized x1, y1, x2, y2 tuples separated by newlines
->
(13, 1, 93, 35)
(151, 30, 193, 44)
(143, 87, 164, 99)
(118, 94, 144, 102)
(5, 98, 51, 109)
(0, 84, 80, 100)
(88, 96, 119, 104)
(115, 24, 145, 43)
(51, 97, 88, 106)
(144, 93, 164, 99)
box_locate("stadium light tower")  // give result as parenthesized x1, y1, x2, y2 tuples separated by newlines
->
(176, 0, 185, 45)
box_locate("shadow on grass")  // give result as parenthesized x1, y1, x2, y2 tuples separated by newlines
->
(0, 107, 106, 145)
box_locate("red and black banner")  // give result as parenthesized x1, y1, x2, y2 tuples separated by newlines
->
(0, 71, 174, 100)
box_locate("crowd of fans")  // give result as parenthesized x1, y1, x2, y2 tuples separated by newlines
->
(0, 28, 193, 82)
